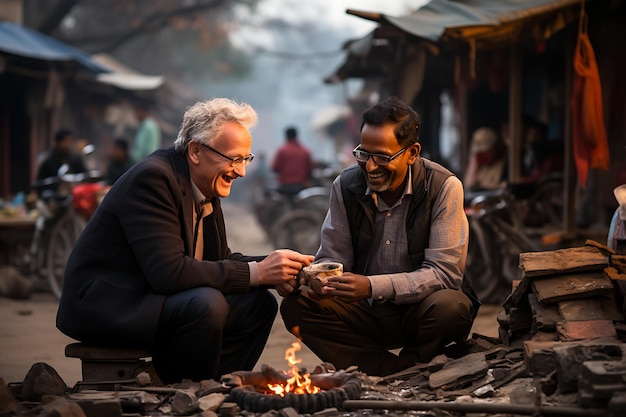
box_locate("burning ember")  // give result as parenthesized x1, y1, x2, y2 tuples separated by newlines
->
(266, 342, 321, 396)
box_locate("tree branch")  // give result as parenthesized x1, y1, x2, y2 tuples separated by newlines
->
(37, 0, 79, 35)
(60, 0, 230, 53)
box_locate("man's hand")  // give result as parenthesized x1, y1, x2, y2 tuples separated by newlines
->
(321, 272, 372, 300)
(257, 249, 315, 287)
(275, 279, 298, 297)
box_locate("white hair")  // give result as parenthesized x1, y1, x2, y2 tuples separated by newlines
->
(173, 98, 258, 152)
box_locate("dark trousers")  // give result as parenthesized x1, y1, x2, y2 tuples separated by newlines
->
(280, 289, 473, 376)
(151, 287, 277, 384)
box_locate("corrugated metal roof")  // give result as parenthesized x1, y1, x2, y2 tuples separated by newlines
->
(328, 0, 586, 82)
(347, 0, 583, 43)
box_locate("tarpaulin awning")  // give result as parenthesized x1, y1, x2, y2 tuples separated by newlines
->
(0, 22, 109, 73)
(92, 53, 165, 91)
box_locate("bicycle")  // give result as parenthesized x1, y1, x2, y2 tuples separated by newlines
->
(16, 164, 104, 298)
(464, 187, 540, 304)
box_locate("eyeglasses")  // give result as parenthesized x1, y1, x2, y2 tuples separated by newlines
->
(352, 145, 407, 166)
(201, 143, 255, 167)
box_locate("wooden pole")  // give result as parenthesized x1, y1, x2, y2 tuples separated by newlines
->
(563, 25, 576, 237)
(508, 43, 522, 184)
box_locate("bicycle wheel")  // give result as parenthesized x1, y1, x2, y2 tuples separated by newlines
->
(465, 218, 499, 302)
(491, 216, 539, 288)
(45, 210, 86, 298)
(270, 209, 323, 255)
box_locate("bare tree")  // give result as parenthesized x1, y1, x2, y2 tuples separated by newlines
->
(23, 0, 261, 81)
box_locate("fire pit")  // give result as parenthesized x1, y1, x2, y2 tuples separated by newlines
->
(221, 343, 361, 413)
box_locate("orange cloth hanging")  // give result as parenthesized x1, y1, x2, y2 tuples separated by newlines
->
(571, 22, 610, 188)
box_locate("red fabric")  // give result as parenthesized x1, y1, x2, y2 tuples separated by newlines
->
(72, 182, 104, 219)
(272, 141, 313, 186)
(571, 30, 610, 188)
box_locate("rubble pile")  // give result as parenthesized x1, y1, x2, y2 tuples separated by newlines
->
(498, 241, 626, 410)
(352, 241, 626, 415)
(2, 241, 626, 417)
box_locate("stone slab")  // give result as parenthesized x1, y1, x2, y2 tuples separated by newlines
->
(556, 320, 617, 342)
(508, 276, 531, 307)
(528, 294, 560, 332)
(558, 294, 625, 322)
(531, 271, 615, 303)
(519, 246, 607, 278)
(428, 352, 488, 390)
(523, 340, 561, 377)
(509, 306, 533, 332)
(553, 341, 623, 393)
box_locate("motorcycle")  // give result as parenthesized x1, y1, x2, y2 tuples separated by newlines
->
(17, 159, 105, 299)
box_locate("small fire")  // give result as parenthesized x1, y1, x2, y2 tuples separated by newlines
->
(266, 342, 321, 396)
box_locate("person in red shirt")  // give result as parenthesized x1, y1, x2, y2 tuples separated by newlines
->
(272, 127, 313, 201)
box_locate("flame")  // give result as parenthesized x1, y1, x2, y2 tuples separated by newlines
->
(266, 342, 321, 396)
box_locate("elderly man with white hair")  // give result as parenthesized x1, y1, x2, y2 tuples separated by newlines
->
(57, 98, 314, 384)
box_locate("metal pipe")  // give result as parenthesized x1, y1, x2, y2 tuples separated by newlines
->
(342, 400, 606, 416)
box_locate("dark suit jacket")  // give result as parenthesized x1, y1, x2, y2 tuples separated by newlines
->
(56, 147, 263, 346)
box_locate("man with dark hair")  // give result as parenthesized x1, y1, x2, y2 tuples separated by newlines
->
(105, 138, 135, 185)
(280, 97, 479, 376)
(271, 126, 313, 200)
(36, 129, 87, 195)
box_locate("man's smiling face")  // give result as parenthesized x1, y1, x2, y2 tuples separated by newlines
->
(188, 121, 252, 199)
(358, 123, 418, 203)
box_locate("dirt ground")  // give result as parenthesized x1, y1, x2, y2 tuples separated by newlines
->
(0, 202, 500, 387)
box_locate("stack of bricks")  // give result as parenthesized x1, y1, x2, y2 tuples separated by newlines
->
(497, 241, 626, 409)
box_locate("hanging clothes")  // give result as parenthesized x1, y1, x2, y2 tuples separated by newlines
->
(571, 14, 610, 188)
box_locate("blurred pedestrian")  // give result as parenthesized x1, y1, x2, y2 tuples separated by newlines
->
(37, 128, 86, 180)
(105, 138, 135, 185)
(520, 119, 563, 182)
(36, 128, 86, 195)
(463, 127, 507, 191)
(131, 102, 161, 162)
(271, 126, 313, 202)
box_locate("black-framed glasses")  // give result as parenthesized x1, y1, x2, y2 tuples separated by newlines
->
(352, 145, 407, 166)
(201, 143, 255, 167)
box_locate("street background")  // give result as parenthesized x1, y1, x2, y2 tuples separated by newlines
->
(0, 201, 499, 386)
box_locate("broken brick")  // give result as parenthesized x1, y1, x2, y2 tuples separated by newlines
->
(556, 320, 617, 342)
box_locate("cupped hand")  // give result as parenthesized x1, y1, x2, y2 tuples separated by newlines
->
(257, 249, 315, 286)
(321, 272, 372, 300)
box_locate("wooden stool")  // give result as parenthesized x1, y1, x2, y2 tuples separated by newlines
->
(65, 342, 155, 383)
